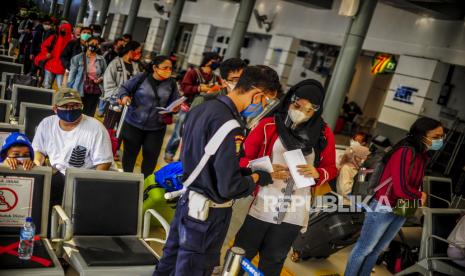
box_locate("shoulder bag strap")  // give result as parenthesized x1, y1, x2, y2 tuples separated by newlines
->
(164, 119, 241, 199)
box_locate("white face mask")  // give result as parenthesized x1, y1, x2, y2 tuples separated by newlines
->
(350, 139, 361, 147)
(14, 157, 30, 164)
(43, 24, 51, 31)
(226, 81, 236, 92)
(288, 109, 311, 125)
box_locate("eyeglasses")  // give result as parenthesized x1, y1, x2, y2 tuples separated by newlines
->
(291, 95, 320, 113)
(57, 104, 82, 110)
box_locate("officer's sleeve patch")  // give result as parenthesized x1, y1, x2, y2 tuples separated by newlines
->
(235, 135, 245, 156)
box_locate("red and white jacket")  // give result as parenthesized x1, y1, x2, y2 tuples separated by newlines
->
(240, 117, 338, 226)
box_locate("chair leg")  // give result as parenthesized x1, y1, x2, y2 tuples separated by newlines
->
(395, 264, 425, 276)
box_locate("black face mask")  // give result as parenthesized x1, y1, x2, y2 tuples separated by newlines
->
(60, 30, 66, 36)
(88, 45, 98, 52)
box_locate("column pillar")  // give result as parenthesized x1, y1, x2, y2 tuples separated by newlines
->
(263, 35, 299, 87)
(322, 0, 378, 129)
(123, 0, 142, 35)
(145, 18, 167, 54)
(76, 0, 88, 25)
(62, 0, 72, 19)
(160, 0, 186, 55)
(224, 0, 256, 59)
(108, 13, 126, 41)
(97, 0, 111, 27)
(187, 24, 216, 66)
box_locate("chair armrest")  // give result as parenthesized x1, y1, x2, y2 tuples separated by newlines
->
(428, 194, 451, 207)
(51, 205, 72, 241)
(143, 209, 170, 245)
(426, 234, 465, 258)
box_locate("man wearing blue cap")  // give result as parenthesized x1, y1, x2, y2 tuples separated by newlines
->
(0, 132, 35, 170)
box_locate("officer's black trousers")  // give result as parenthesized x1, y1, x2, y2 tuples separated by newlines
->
(234, 215, 301, 276)
(153, 191, 232, 276)
(121, 122, 166, 179)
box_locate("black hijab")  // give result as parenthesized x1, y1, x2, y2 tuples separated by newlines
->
(275, 79, 327, 155)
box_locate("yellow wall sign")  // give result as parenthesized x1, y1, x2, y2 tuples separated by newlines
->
(371, 53, 397, 74)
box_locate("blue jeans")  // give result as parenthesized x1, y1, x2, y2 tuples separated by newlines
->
(43, 70, 63, 89)
(97, 99, 107, 116)
(345, 200, 406, 276)
(164, 111, 187, 159)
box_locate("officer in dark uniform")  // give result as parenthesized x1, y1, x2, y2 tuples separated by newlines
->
(153, 65, 282, 276)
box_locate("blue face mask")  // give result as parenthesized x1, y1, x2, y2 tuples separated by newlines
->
(210, 61, 220, 70)
(429, 138, 443, 151)
(241, 94, 265, 118)
(57, 109, 82, 123)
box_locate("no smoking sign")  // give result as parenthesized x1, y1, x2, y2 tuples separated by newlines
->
(0, 187, 18, 212)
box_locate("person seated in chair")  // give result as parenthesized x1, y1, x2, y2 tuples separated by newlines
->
(447, 214, 465, 267)
(336, 145, 370, 205)
(0, 132, 35, 171)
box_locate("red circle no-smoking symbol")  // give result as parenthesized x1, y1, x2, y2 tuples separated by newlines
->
(0, 187, 18, 212)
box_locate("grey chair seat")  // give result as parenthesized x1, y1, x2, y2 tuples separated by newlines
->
(437, 259, 465, 272)
(0, 236, 55, 269)
(74, 236, 158, 267)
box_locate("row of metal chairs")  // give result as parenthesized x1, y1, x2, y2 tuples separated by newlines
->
(0, 166, 169, 276)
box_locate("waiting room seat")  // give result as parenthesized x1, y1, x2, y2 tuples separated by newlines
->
(423, 176, 453, 208)
(396, 208, 465, 276)
(58, 168, 169, 276)
(0, 166, 64, 276)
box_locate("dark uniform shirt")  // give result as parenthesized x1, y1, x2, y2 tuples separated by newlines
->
(181, 95, 255, 203)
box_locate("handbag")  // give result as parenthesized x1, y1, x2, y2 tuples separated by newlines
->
(82, 53, 102, 95)
(392, 198, 419, 217)
(374, 177, 419, 218)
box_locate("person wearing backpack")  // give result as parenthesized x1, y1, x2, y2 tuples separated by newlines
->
(117, 55, 180, 179)
(163, 51, 222, 163)
(35, 21, 73, 89)
(102, 41, 142, 127)
(345, 117, 444, 276)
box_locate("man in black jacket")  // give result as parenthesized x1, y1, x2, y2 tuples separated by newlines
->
(60, 27, 92, 85)
(30, 16, 52, 73)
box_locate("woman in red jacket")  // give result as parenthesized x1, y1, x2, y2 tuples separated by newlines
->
(345, 117, 444, 276)
(35, 22, 72, 89)
(234, 79, 337, 276)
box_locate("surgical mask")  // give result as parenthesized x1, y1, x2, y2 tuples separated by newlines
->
(15, 157, 30, 164)
(288, 109, 311, 125)
(210, 61, 220, 70)
(57, 109, 82, 123)
(43, 24, 51, 31)
(241, 95, 264, 118)
(226, 81, 236, 91)
(156, 68, 172, 80)
(350, 139, 361, 147)
(80, 33, 91, 42)
(88, 45, 98, 52)
(131, 52, 141, 61)
(429, 138, 443, 151)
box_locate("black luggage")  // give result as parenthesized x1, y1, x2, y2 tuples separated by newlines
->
(291, 210, 365, 261)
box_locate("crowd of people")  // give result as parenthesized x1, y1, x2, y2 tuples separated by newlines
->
(1, 10, 464, 276)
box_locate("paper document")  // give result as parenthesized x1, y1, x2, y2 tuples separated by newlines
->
(283, 149, 315, 189)
(249, 156, 274, 173)
(158, 96, 187, 114)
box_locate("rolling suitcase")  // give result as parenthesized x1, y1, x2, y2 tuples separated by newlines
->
(291, 210, 365, 261)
